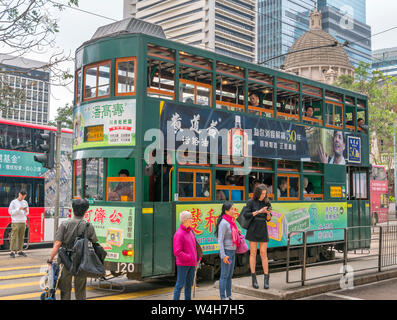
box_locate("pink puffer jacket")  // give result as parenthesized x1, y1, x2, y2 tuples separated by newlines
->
(173, 224, 197, 266)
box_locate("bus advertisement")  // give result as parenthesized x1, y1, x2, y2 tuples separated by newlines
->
(370, 165, 389, 224)
(0, 119, 72, 249)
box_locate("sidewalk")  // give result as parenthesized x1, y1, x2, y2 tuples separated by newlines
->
(0, 246, 50, 269)
(220, 259, 397, 300)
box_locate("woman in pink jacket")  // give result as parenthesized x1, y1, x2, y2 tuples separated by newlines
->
(173, 210, 198, 300)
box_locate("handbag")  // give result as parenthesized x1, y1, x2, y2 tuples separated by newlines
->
(236, 205, 253, 230)
(236, 234, 248, 254)
(195, 238, 203, 261)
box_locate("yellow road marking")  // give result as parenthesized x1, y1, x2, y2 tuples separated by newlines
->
(0, 281, 40, 290)
(0, 265, 43, 272)
(89, 287, 173, 300)
(0, 287, 95, 300)
(0, 272, 45, 281)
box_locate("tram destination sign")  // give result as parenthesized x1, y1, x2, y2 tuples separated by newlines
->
(73, 99, 136, 150)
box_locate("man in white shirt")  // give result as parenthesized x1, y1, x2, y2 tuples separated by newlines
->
(8, 190, 29, 258)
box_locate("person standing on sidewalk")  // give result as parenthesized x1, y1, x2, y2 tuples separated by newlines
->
(47, 198, 98, 300)
(215, 201, 240, 300)
(173, 211, 198, 300)
(8, 190, 29, 258)
(241, 184, 272, 289)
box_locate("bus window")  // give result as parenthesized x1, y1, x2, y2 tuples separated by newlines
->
(178, 169, 211, 201)
(84, 158, 104, 200)
(147, 58, 175, 100)
(83, 61, 111, 101)
(215, 171, 245, 201)
(277, 174, 300, 200)
(303, 175, 323, 201)
(116, 57, 136, 96)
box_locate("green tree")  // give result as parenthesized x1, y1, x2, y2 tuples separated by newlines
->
(48, 103, 73, 129)
(336, 62, 397, 170)
(0, 0, 79, 117)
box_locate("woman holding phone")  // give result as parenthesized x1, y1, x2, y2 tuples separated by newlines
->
(215, 201, 240, 300)
(241, 184, 272, 289)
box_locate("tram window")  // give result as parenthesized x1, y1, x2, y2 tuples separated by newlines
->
(215, 171, 245, 201)
(352, 170, 368, 200)
(216, 76, 245, 112)
(345, 105, 355, 131)
(83, 61, 111, 101)
(276, 93, 300, 122)
(357, 109, 367, 132)
(303, 175, 323, 201)
(73, 160, 83, 199)
(84, 158, 104, 200)
(107, 177, 135, 202)
(325, 101, 343, 129)
(178, 169, 211, 201)
(75, 69, 82, 105)
(179, 64, 212, 107)
(247, 85, 274, 118)
(249, 172, 274, 199)
(303, 96, 322, 125)
(277, 175, 300, 200)
(147, 58, 175, 100)
(116, 57, 136, 96)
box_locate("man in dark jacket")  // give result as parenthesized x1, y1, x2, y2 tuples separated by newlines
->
(47, 199, 98, 300)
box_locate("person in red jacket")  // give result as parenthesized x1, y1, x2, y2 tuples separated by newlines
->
(173, 210, 198, 300)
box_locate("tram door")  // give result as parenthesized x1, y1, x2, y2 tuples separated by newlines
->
(347, 166, 370, 249)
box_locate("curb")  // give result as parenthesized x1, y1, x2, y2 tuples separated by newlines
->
(224, 269, 397, 300)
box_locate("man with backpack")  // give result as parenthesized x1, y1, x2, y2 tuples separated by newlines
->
(47, 198, 99, 300)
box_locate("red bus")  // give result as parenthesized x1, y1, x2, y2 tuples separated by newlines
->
(370, 165, 389, 224)
(0, 119, 72, 249)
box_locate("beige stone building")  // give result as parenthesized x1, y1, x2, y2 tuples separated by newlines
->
(283, 9, 354, 84)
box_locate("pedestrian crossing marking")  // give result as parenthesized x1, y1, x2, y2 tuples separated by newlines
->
(0, 287, 95, 300)
(0, 281, 40, 290)
(0, 272, 45, 281)
(89, 287, 173, 300)
(0, 265, 43, 272)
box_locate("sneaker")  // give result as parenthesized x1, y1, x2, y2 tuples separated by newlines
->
(9, 252, 15, 258)
(228, 296, 233, 300)
(17, 251, 27, 257)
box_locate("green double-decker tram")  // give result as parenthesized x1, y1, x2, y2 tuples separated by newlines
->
(72, 19, 370, 280)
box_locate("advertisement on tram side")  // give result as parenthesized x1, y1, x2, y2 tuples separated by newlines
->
(176, 202, 348, 255)
(73, 99, 136, 150)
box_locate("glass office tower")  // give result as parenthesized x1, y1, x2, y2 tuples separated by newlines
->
(258, 0, 316, 68)
(318, 0, 366, 24)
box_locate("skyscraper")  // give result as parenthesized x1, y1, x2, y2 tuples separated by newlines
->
(0, 54, 50, 125)
(372, 47, 397, 79)
(318, 0, 371, 68)
(123, 0, 257, 63)
(257, 0, 316, 68)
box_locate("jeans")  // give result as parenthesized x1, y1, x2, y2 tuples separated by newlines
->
(173, 265, 196, 300)
(219, 249, 236, 299)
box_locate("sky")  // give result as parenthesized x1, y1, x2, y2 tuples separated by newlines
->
(22, 0, 397, 121)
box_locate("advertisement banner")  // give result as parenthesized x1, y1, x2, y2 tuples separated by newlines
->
(0, 149, 47, 177)
(160, 101, 362, 165)
(83, 206, 135, 263)
(176, 202, 347, 255)
(73, 99, 136, 150)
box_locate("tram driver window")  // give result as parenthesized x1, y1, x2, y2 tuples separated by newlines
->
(83, 61, 111, 101)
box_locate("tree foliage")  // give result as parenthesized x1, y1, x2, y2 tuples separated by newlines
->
(0, 0, 79, 116)
(336, 62, 397, 170)
(48, 103, 73, 129)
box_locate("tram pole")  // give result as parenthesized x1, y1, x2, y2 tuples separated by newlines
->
(53, 121, 62, 240)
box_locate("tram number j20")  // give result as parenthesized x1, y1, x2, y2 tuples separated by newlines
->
(115, 263, 135, 273)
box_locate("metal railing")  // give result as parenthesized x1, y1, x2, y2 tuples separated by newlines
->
(285, 225, 396, 286)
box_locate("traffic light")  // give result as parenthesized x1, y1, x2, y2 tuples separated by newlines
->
(34, 132, 55, 169)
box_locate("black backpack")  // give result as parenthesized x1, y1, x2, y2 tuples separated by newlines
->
(59, 222, 106, 278)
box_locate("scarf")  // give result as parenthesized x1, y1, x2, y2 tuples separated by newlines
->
(223, 214, 240, 248)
